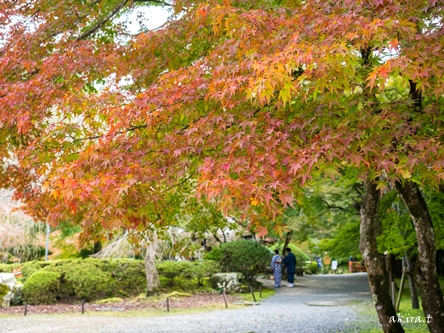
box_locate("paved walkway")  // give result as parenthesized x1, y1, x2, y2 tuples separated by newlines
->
(0, 273, 375, 333)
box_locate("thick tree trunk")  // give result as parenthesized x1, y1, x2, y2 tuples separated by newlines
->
(359, 178, 404, 333)
(396, 181, 444, 332)
(93, 241, 102, 254)
(144, 232, 160, 296)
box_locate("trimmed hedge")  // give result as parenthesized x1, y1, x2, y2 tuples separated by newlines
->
(156, 260, 219, 287)
(16, 259, 145, 303)
(2, 258, 218, 304)
(0, 263, 21, 273)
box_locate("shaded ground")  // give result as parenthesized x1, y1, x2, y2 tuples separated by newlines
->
(0, 273, 380, 333)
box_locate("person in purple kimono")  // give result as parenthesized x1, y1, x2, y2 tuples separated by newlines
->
(270, 249, 282, 288)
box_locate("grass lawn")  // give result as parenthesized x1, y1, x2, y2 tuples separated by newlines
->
(348, 276, 444, 333)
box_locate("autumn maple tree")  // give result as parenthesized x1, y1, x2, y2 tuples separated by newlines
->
(1, 0, 444, 331)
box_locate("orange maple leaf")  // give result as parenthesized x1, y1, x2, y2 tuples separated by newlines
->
(388, 39, 400, 51)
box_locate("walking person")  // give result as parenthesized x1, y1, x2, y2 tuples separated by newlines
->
(283, 247, 296, 287)
(270, 249, 283, 288)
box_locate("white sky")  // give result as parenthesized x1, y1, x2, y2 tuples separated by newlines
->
(122, 6, 171, 33)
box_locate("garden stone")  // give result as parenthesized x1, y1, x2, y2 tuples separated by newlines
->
(0, 273, 17, 308)
(211, 273, 241, 293)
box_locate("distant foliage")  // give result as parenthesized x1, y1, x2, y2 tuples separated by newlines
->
(0, 189, 44, 263)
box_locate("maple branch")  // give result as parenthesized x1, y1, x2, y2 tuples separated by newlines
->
(69, 124, 148, 143)
(321, 199, 346, 211)
(6, 0, 20, 10)
(212, 232, 222, 243)
(134, 0, 172, 5)
(229, 216, 249, 229)
(159, 169, 198, 195)
(76, 0, 172, 40)
(88, 0, 103, 7)
(77, 0, 130, 41)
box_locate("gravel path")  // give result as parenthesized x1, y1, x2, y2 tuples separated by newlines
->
(0, 273, 377, 333)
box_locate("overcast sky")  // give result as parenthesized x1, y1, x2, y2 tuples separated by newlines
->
(123, 5, 171, 33)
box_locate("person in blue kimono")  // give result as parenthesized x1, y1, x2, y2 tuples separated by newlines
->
(270, 249, 282, 288)
(283, 247, 296, 287)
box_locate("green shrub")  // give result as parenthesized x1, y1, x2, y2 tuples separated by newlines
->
(156, 261, 189, 286)
(0, 283, 9, 299)
(204, 247, 223, 261)
(20, 258, 147, 300)
(182, 260, 220, 286)
(306, 261, 319, 274)
(36, 262, 74, 297)
(0, 263, 21, 273)
(211, 240, 272, 285)
(22, 271, 61, 305)
(63, 260, 112, 301)
(21, 260, 64, 278)
(94, 258, 146, 294)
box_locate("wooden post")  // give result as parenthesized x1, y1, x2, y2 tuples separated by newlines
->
(391, 281, 396, 307)
(166, 297, 169, 312)
(81, 299, 85, 314)
(395, 270, 407, 312)
(259, 285, 262, 298)
(24, 302, 28, 316)
(222, 290, 228, 308)
(250, 284, 257, 302)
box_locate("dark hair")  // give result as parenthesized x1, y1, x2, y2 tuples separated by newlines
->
(285, 247, 292, 252)
(274, 249, 279, 254)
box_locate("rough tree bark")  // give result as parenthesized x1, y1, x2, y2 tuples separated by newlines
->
(144, 231, 160, 296)
(396, 181, 444, 332)
(359, 178, 404, 333)
(403, 255, 419, 309)
(93, 240, 102, 254)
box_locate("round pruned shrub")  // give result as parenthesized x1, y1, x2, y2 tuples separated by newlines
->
(22, 271, 61, 305)
(306, 261, 319, 274)
(211, 240, 272, 285)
